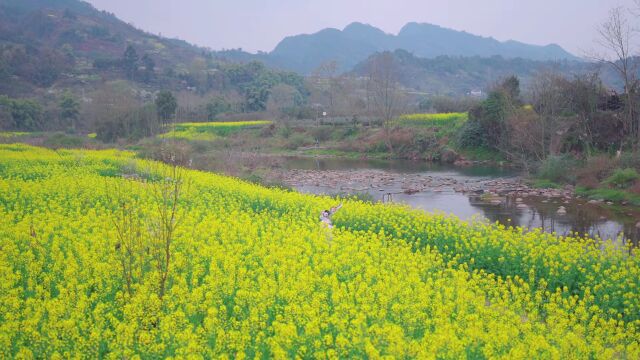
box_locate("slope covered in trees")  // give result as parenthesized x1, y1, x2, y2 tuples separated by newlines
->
(351, 50, 631, 96)
(0, 0, 306, 132)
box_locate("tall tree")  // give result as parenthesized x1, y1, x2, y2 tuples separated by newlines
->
(141, 54, 155, 83)
(0, 96, 43, 131)
(123, 45, 139, 80)
(596, 6, 638, 145)
(313, 60, 339, 116)
(499, 75, 521, 103)
(206, 96, 231, 120)
(530, 72, 564, 158)
(155, 91, 177, 125)
(366, 52, 403, 127)
(59, 91, 80, 132)
(366, 52, 407, 153)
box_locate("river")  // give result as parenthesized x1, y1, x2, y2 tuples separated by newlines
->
(277, 156, 640, 246)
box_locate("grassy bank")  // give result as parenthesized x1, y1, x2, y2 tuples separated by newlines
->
(534, 155, 640, 206)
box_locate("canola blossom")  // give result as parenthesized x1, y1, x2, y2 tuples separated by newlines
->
(0, 144, 639, 358)
(0, 131, 32, 138)
(397, 113, 468, 127)
(160, 120, 272, 141)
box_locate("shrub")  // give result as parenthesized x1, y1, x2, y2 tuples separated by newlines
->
(277, 125, 293, 139)
(576, 186, 640, 205)
(0, 96, 44, 131)
(260, 123, 276, 137)
(285, 133, 311, 150)
(310, 126, 333, 142)
(619, 151, 640, 171)
(456, 119, 486, 148)
(531, 179, 561, 189)
(576, 155, 615, 186)
(43, 132, 85, 149)
(206, 97, 231, 120)
(97, 105, 159, 142)
(576, 174, 600, 190)
(603, 168, 640, 189)
(536, 155, 579, 184)
(332, 126, 358, 141)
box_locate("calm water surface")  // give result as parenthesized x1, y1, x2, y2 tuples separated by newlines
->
(283, 157, 640, 246)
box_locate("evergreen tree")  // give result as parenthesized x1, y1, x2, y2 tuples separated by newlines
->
(155, 91, 177, 125)
(59, 91, 80, 132)
(123, 45, 139, 80)
(141, 54, 155, 83)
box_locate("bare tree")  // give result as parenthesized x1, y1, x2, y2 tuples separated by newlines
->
(596, 6, 639, 144)
(148, 159, 189, 300)
(266, 84, 300, 115)
(366, 52, 404, 127)
(530, 71, 569, 158)
(313, 60, 339, 116)
(106, 150, 190, 302)
(85, 82, 140, 134)
(107, 177, 147, 298)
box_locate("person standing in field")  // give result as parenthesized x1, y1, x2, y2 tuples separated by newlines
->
(320, 203, 342, 229)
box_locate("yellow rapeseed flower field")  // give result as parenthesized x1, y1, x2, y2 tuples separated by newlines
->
(0, 131, 32, 138)
(397, 113, 468, 127)
(0, 144, 638, 358)
(160, 121, 272, 141)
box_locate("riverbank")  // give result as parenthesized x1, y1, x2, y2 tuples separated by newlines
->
(5, 127, 640, 220)
(270, 164, 640, 244)
(279, 168, 573, 202)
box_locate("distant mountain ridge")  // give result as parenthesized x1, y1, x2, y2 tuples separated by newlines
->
(0, 0, 588, 102)
(267, 22, 579, 74)
(350, 50, 627, 96)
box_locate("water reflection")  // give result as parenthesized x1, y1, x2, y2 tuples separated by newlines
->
(284, 156, 639, 245)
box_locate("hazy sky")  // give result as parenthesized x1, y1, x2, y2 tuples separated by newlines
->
(85, 0, 635, 55)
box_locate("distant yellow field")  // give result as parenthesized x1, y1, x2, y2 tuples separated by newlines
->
(0, 131, 31, 138)
(397, 112, 468, 126)
(160, 120, 272, 140)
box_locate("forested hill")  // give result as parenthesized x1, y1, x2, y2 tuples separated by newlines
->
(267, 22, 579, 74)
(0, 0, 304, 109)
(0, 0, 202, 93)
(350, 50, 628, 96)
